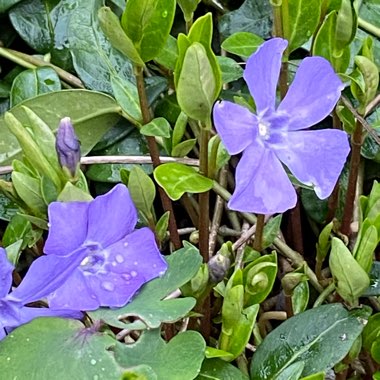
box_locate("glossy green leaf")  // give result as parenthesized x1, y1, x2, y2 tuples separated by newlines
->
(196, 358, 249, 380)
(111, 75, 142, 123)
(121, 0, 176, 62)
(217, 56, 243, 84)
(221, 31, 263, 58)
(0, 90, 121, 165)
(89, 244, 202, 329)
(0, 0, 22, 13)
(2, 214, 31, 248)
(57, 182, 93, 202)
(10, 67, 61, 107)
(121, 365, 157, 380)
(312, 11, 350, 73)
(172, 111, 188, 148)
(219, 0, 272, 40)
(114, 329, 205, 380)
(262, 215, 282, 249)
(98, 6, 144, 67)
(292, 281, 310, 315)
(276, 362, 305, 380)
(330, 237, 370, 305)
(353, 219, 377, 272)
(140, 117, 171, 138)
(250, 304, 371, 379)
(316, 221, 333, 262)
(363, 312, 380, 351)
(0, 318, 125, 379)
(300, 373, 325, 380)
(363, 261, 380, 296)
(171, 139, 197, 157)
(154, 163, 213, 200)
(287, 0, 321, 53)
(128, 165, 156, 223)
(68, 0, 134, 93)
(335, 0, 357, 53)
(155, 34, 178, 70)
(155, 211, 169, 243)
(177, 0, 201, 22)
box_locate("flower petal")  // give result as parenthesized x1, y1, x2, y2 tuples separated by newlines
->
(11, 247, 88, 304)
(86, 184, 138, 247)
(213, 101, 258, 155)
(244, 38, 287, 114)
(229, 143, 297, 214)
(0, 248, 14, 298)
(48, 269, 99, 310)
(44, 201, 89, 255)
(278, 56, 344, 130)
(273, 129, 350, 199)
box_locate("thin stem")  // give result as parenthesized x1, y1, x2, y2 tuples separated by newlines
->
(358, 17, 380, 38)
(252, 214, 265, 252)
(212, 181, 324, 293)
(341, 119, 364, 235)
(313, 282, 335, 308)
(134, 65, 181, 250)
(198, 126, 210, 262)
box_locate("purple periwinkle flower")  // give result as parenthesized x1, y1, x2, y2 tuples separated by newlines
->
(12, 184, 167, 311)
(0, 249, 80, 340)
(56, 117, 81, 177)
(213, 38, 350, 214)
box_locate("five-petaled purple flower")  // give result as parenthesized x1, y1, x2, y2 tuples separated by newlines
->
(0, 249, 80, 340)
(12, 184, 167, 311)
(213, 38, 350, 214)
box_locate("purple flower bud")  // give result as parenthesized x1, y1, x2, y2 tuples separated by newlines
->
(56, 117, 81, 177)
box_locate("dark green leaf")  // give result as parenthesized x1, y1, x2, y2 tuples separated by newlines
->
(217, 56, 243, 84)
(140, 117, 171, 138)
(196, 358, 249, 380)
(250, 304, 371, 379)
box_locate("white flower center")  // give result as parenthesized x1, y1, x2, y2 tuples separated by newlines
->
(258, 121, 270, 140)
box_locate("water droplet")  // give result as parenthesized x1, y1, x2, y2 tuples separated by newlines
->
(280, 334, 286, 340)
(134, 261, 138, 266)
(101, 368, 105, 371)
(122, 273, 131, 281)
(131, 271, 137, 277)
(91, 294, 97, 299)
(340, 333, 347, 341)
(93, 375, 99, 380)
(47, 222, 51, 228)
(115, 254, 124, 264)
(153, 264, 157, 268)
(112, 262, 117, 266)
(6, 357, 10, 361)
(162, 10, 168, 18)
(26, 338, 30, 342)
(101, 281, 115, 291)
(90, 359, 97, 365)
(159, 270, 165, 276)
(123, 242, 128, 247)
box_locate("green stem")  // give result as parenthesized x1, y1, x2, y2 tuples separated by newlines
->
(313, 282, 335, 307)
(252, 214, 265, 252)
(341, 119, 364, 236)
(134, 65, 181, 250)
(198, 125, 210, 262)
(212, 181, 324, 293)
(358, 17, 380, 38)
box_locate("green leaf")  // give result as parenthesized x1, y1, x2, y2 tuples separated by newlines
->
(121, 0, 176, 62)
(57, 182, 93, 202)
(292, 281, 310, 315)
(316, 221, 333, 262)
(300, 372, 325, 380)
(250, 304, 371, 379)
(218, 0, 272, 41)
(287, 0, 321, 53)
(176, 42, 216, 122)
(98, 6, 144, 67)
(154, 163, 213, 201)
(312, 11, 350, 73)
(0, 90, 121, 164)
(196, 358, 249, 380)
(172, 111, 188, 148)
(154, 34, 178, 70)
(111, 75, 143, 123)
(121, 365, 157, 380)
(363, 312, 380, 351)
(128, 165, 156, 222)
(0, 0, 22, 13)
(363, 261, 380, 296)
(353, 219, 377, 272)
(329, 237, 370, 305)
(335, 0, 357, 53)
(171, 139, 197, 157)
(68, 0, 134, 93)
(114, 329, 205, 380)
(2, 214, 32, 249)
(217, 56, 243, 84)
(221, 31, 263, 58)
(276, 362, 305, 380)
(0, 318, 125, 379)
(262, 215, 282, 249)
(88, 244, 202, 329)
(155, 211, 170, 243)
(140, 117, 171, 138)
(10, 67, 61, 107)
(177, 0, 201, 22)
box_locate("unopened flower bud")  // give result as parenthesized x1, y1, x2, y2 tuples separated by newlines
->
(208, 252, 231, 284)
(56, 117, 81, 177)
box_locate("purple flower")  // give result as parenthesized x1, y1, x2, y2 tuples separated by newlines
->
(0, 249, 80, 340)
(213, 38, 350, 214)
(12, 184, 167, 311)
(56, 117, 81, 177)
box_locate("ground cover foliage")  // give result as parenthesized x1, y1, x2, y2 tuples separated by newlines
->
(0, 0, 379, 379)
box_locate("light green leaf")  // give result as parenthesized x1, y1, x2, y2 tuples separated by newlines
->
(154, 34, 178, 70)
(276, 361, 305, 380)
(177, 0, 201, 22)
(196, 358, 249, 380)
(154, 163, 213, 200)
(171, 139, 197, 157)
(221, 31, 263, 58)
(121, 0, 176, 62)
(140, 117, 171, 138)
(217, 56, 243, 84)
(353, 220, 377, 272)
(329, 237, 370, 305)
(250, 304, 371, 378)
(114, 329, 205, 380)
